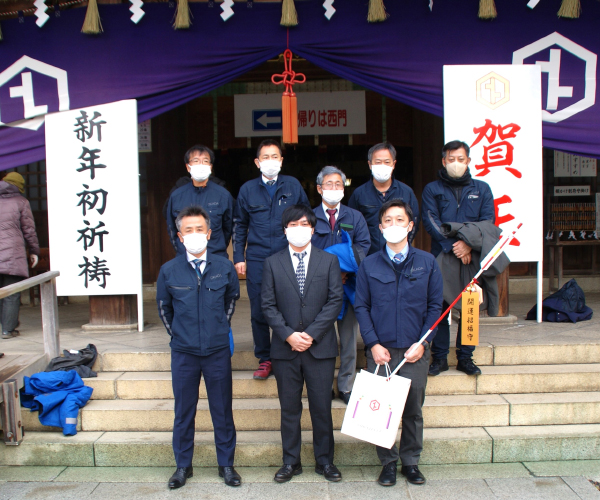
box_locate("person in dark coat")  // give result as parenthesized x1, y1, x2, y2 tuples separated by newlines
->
(354, 199, 443, 487)
(421, 140, 495, 376)
(157, 205, 241, 489)
(233, 139, 310, 381)
(348, 142, 420, 255)
(311, 166, 370, 404)
(261, 205, 343, 483)
(165, 145, 234, 259)
(0, 172, 39, 340)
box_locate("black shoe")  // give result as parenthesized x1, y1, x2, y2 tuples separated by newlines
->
(274, 463, 302, 483)
(218, 466, 241, 487)
(339, 392, 351, 405)
(315, 463, 342, 482)
(377, 461, 397, 486)
(428, 357, 448, 376)
(168, 466, 193, 489)
(401, 465, 426, 485)
(456, 359, 482, 375)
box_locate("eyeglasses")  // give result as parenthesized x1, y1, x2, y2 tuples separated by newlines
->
(372, 159, 393, 166)
(189, 158, 211, 165)
(321, 182, 344, 189)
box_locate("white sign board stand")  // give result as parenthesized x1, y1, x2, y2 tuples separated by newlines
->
(45, 99, 144, 331)
(443, 65, 543, 322)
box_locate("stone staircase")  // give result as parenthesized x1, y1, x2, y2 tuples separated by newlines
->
(1, 343, 599, 467)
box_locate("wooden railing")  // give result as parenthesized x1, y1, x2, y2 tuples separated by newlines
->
(0, 270, 61, 360)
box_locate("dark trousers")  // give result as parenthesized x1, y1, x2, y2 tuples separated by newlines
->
(246, 260, 271, 363)
(272, 352, 336, 465)
(366, 346, 430, 466)
(0, 274, 24, 334)
(171, 348, 236, 467)
(431, 301, 475, 361)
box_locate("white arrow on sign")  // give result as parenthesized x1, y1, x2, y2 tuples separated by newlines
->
(256, 113, 282, 128)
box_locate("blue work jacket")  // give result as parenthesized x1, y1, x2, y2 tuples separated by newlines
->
(311, 204, 371, 256)
(166, 180, 234, 259)
(421, 177, 495, 257)
(355, 245, 443, 350)
(233, 175, 309, 263)
(348, 178, 420, 255)
(156, 253, 240, 357)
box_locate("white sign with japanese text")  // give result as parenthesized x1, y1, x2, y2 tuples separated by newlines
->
(443, 65, 543, 262)
(234, 91, 366, 137)
(45, 100, 143, 298)
(554, 185, 591, 196)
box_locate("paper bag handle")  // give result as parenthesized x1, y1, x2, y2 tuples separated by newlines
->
(374, 362, 392, 380)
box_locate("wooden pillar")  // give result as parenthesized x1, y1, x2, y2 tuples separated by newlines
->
(89, 295, 137, 326)
(495, 268, 509, 317)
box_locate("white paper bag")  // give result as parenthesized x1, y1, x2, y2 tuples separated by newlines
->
(340, 363, 412, 449)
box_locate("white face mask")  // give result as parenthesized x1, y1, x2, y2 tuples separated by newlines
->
(182, 233, 208, 254)
(285, 226, 313, 248)
(189, 164, 211, 182)
(371, 164, 393, 183)
(321, 189, 344, 206)
(382, 224, 410, 244)
(445, 161, 468, 179)
(259, 160, 282, 178)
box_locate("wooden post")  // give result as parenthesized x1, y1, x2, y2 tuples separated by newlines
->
(1, 380, 23, 445)
(40, 278, 60, 360)
(495, 267, 509, 317)
(88, 295, 138, 326)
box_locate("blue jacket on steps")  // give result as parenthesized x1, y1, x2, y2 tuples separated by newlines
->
(21, 370, 93, 436)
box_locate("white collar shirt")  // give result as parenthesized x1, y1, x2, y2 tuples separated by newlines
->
(289, 244, 312, 275)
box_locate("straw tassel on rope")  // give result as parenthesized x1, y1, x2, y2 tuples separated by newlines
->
(0, 22, 3, 41)
(478, 0, 497, 19)
(367, 0, 388, 22)
(81, 0, 102, 34)
(557, 0, 581, 18)
(173, 0, 191, 29)
(280, 0, 298, 26)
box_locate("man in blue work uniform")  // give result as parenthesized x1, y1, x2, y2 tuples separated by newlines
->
(355, 199, 443, 487)
(312, 166, 370, 404)
(157, 205, 241, 489)
(421, 140, 495, 376)
(348, 142, 420, 255)
(166, 145, 234, 259)
(233, 139, 310, 380)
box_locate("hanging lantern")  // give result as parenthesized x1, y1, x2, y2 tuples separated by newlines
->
(271, 49, 306, 145)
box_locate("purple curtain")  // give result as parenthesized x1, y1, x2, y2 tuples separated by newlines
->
(0, 0, 598, 170)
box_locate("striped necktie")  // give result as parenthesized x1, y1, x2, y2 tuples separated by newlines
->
(294, 251, 307, 295)
(192, 259, 204, 280)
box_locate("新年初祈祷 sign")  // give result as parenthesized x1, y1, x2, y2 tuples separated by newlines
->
(443, 65, 543, 263)
(45, 99, 143, 300)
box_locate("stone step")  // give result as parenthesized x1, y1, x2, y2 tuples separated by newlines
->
(95, 347, 495, 372)
(93, 343, 600, 373)
(2, 424, 599, 467)
(85, 369, 477, 400)
(85, 363, 600, 401)
(77, 395, 511, 432)
(475, 364, 600, 394)
(21, 391, 600, 433)
(504, 392, 600, 426)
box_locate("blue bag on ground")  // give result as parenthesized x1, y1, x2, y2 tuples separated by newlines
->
(526, 279, 593, 323)
(20, 370, 93, 435)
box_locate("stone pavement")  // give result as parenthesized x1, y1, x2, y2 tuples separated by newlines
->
(0, 462, 599, 499)
(2, 292, 600, 355)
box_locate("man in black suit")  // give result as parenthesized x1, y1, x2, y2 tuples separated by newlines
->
(261, 205, 344, 483)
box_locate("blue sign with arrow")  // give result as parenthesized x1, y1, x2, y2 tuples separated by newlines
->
(253, 109, 282, 131)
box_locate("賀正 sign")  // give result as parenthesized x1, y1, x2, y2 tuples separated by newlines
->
(443, 65, 543, 263)
(45, 100, 143, 298)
